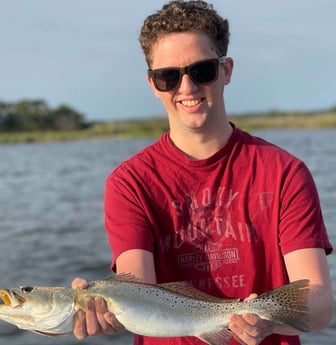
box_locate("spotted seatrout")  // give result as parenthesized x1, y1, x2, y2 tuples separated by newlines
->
(0, 275, 310, 344)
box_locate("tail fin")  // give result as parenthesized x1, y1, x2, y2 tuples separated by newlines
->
(252, 279, 310, 332)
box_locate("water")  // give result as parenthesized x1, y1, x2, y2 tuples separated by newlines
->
(0, 129, 335, 345)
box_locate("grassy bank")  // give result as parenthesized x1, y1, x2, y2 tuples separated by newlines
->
(1, 110, 335, 143)
(231, 110, 336, 130)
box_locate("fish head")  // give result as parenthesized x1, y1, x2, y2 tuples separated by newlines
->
(1, 286, 55, 312)
(0, 285, 75, 335)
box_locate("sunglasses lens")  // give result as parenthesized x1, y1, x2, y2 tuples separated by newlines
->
(190, 60, 218, 84)
(149, 58, 220, 92)
(153, 69, 180, 92)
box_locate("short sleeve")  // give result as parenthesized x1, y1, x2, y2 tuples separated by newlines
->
(104, 168, 154, 270)
(279, 161, 332, 255)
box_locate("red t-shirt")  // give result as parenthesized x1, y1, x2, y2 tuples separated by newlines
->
(104, 126, 332, 345)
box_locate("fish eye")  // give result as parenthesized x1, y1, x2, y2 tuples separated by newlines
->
(20, 286, 34, 294)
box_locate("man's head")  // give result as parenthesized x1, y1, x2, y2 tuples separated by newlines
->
(139, 0, 230, 68)
(140, 0, 234, 139)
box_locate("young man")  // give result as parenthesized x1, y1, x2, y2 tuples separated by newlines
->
(72, 1, 333, 344)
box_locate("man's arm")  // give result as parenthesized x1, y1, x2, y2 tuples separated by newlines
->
(116, 249, 156, 283)
(72, 249, 156, 339)
(283, 248, 333, 331)
(229, 248, 333, 344)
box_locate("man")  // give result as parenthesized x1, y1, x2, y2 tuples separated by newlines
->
(72, 1, 333, 344)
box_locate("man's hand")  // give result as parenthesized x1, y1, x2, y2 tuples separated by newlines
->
(228, 294, 273, 345)
(71, 277, 125, 339)
(229, 313, 274, 345)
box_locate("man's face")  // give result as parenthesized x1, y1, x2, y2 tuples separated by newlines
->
(147, 32, 233, 133)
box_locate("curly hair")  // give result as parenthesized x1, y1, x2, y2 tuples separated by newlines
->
(139, 0, 230, 67)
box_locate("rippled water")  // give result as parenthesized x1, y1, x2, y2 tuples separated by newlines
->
(0, 129, 335, 345)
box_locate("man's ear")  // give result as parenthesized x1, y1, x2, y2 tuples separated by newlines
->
(147, 75, 161, 98)
(223, 57, 234, 85)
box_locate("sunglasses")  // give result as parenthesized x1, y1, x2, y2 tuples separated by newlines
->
(148, 56, 226, 92)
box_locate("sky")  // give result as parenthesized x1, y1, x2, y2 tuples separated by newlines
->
(1, 0, 335, 121)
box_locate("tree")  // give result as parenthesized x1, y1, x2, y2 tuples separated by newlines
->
(49, 104, 85, 130)
(0, 99, 86, 132)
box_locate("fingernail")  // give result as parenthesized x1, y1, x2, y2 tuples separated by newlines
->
(86, 297, 94, 308)
(96, 297, 104, 306)
(77, 310, 85, 320)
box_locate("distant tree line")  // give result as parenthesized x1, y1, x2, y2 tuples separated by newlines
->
(0, 99, 87, 132)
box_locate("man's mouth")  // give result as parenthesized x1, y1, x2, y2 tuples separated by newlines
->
(180, 98, 203, 107)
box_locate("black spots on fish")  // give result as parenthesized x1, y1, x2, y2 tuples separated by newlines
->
(258, 298, 276, 308)
(19, 286, 35, 294)
(217, 303, 236, 315)
(169, 297, 182, 309)
(131, 286, 146, 295)
(141, 287, 161, 298)
(165, 296, 175, 308)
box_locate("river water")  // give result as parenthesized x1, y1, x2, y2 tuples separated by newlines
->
(0, 128, 335, 345)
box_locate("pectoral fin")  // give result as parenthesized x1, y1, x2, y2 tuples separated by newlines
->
(198, 328, 232, 345)
(33, 330, 70, 337)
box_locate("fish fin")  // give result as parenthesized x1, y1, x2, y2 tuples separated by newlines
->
(198, 328, 232, 345)
(250, 279, 310, 332)
(159, 282, 239, 303)
(33, 330, 70, 337)
(92, 273, 141, 286)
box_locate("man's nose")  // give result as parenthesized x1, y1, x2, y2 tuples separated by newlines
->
(178, 73, 198, 93)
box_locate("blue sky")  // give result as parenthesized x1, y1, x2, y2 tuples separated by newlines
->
(1, 0, 335, 121)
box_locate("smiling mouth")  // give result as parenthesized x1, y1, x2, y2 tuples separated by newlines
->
(180, 98, 204, 107)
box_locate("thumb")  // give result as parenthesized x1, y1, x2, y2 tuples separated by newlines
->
(244, 293, 258, 301)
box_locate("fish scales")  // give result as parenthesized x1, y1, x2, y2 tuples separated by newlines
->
(0, 275, 310, 345)
(78, 279, 234, 336)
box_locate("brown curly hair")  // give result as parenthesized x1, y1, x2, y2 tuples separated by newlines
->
(139, 0, 230, 67)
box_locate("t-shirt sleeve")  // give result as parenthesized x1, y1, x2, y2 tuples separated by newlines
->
(104, 168, 154, 270)
(279, 161, 332, 255)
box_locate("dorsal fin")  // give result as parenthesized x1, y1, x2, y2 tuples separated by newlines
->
(158, 282, 238, 303)
(90, 273, 141, 287)
(104, 273, 141, 283)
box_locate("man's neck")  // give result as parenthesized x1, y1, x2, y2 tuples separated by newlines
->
(169, 121, 233, 160)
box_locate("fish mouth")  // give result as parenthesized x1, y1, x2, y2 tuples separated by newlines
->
(0, 290, 12, 306)
(0, 290, 25, 307)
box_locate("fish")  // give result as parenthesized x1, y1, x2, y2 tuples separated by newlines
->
(0, 274, 310, 344)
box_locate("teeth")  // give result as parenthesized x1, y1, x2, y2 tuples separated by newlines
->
(181, 99, 202, 107)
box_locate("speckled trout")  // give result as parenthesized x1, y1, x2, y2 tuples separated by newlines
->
(0, 275, 310, 344)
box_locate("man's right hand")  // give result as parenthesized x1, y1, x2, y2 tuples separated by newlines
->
(71, 277, 125, 339)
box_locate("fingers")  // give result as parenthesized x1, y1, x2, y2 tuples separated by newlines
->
(72, 296, 124, 339)
(72, 277, 89, 289)
(73, 310, 88, 339)
(85, 297, 102, 335)
(229, 314, 273, 345)
(95, 298, 124, 334)
(72, 278, 90, 340)
(244, 293, 258, 301)
(104, 311, 125, 332)
(71, 277, 125, 339)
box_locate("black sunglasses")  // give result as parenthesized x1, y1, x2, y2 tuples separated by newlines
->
(148, 56, 226, 92)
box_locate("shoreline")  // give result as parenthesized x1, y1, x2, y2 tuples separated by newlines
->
(1, 111, 335, 144)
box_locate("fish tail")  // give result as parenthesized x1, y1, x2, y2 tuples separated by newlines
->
(251, 279, 310, 332)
